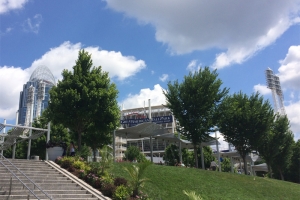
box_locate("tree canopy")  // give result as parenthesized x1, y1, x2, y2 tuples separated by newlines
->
(258, 115, 294, 179)
(45, 50, 120, 151)
(163, 67, 228, 168)
(218, 92, 274, 174)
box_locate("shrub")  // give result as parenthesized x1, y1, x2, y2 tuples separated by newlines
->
(55, 156, 63, 165)
(88, 162, 102, 175)
(113, 185, 130, 200)
(79, 169, 86, 179)
(101, 183, 116, 197)
(114, 177, 128, 187)
(61, 159, 72, 169)
(68, 166, 76, 172)
(73, 160, 86, 170)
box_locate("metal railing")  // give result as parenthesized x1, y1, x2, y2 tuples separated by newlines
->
(0, 154, 53, 200)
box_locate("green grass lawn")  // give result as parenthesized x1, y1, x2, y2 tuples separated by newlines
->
(109, 162, 300, 200)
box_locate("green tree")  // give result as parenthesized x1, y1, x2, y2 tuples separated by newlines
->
(258, 115, 293, 179)
(272, 129, 294, 180)
(83, 130, 111, 161)
(221, 157, 232, 172)
(124, 146, 146, 162)
(287, 139, 300, 183)
(164, 67, 228, 168)
(197, 146, 215, 169)
(218, 92, 274, 175)
(163, 144, 180, 166)
(45, 50, 120, 151)
(31, 114, 70, 159)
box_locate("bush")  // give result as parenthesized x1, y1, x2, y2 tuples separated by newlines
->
(88, 162, 102, 175)
(101, 183, 116, 197)
(113, 185, 130, 200)
(61, 158, 73, 169)
(68, 166, 75, 172)
(73, 160, 86, 170)
(114, 177, 128, 187)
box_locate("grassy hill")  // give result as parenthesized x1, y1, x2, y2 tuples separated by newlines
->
(109, 162, 300, 200)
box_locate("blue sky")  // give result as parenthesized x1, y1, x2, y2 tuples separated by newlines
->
(1, 0, 300, 148)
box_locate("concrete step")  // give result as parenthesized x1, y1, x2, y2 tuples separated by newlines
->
(0, 184, 82, 190)
(1, 190, 89, 195)
(0, 159, 108, 200)
(1, 176, 70, 183)
(0, 193, 96, 199)
(0, 179, 72, 184)
(0, 196, 99, 200)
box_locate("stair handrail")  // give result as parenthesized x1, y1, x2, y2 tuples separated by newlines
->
(0, 153, 53, 200)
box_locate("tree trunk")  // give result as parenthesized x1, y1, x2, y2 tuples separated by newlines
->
(268, 166, 272, 178)
(194, 145, 198, 168)
(278, 168, 284, 180)
(77, 132, 82, 152)
(242, 155, 248, 175)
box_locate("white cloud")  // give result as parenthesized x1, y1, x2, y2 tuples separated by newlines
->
(278, 45, 300, 90)
(105, 0, 300, 68)
(285, 101, 300, 140)
(0, 0, 28, 14)
(0, 66, 30, 119)
(159, 74, 168, 82)
(23, 14, 43, 34)
(186, 60, 201, 72)
(30, 41, 146, 82)
(253, 84, 271, 95)
(120, 84, 166, 109)
(0, 41, 146, 120)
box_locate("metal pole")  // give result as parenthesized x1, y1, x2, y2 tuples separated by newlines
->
(201, 145, 205, 169)
(12, 112, 18, 159)
(1, 119, 6, 156)
(149, 99, 153, 162)
(113, 130, 116, 162)
(216, 131, 221, 172)
(46, 122, 50, 161)
(27, 99, 34, 160)
(231, 156, 234, 173)
(178, 131, 182, 163)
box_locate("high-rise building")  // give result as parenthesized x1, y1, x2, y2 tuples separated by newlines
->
(18, 66, 55, 125)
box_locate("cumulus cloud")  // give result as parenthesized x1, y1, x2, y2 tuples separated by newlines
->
(29, 41, 146, 81)
(23, 14, 43, 34)
(278, 45, 300, 90)
(0, 66, 30, 119)
(0, 0, 28, 14)
(159, 74, 168, 82)
(186, 60, 201, 72)
(105, 0, 300, 68)
(0, 41, 146, 120)
(285, 101, 300, 140)
(253, 84, 271, 95)
(120, 84, 166, 109)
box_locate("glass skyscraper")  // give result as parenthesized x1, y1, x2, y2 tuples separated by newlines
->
(18, 66, 56, 125)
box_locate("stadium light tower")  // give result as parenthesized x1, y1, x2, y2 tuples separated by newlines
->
(265, 68, 286, 115)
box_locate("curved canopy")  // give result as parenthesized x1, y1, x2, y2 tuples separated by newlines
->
(115, 122, 219, 148)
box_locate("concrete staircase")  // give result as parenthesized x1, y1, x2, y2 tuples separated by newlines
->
(0, 159, 109, 200)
